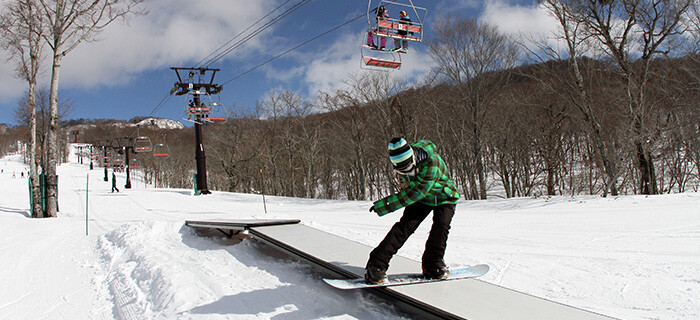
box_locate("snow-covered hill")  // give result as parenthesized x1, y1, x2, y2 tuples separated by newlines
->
(134, 117, 184, 130)
(66, 117, 184, 132)
(0, 146, 697, 319)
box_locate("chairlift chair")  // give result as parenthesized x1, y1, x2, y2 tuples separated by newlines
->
(182, 90, 209, 121)
(361, 33, 402, 70)
(134, 136, 153, 153)
(133, 126, 153, 153)
(130, 158, 141, 169)
(361, 0, 427, 70)
(153, 133, 171, 158)
(202, 102, 228, 124)
(367, 0, 427, 43)
(361, 55, 402, 70)
(153, 145, 171, 158)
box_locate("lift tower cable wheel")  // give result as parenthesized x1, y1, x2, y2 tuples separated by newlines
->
(170, 67, 223, 195)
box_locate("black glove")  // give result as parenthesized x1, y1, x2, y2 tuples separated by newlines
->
(369, 206, 375, 213)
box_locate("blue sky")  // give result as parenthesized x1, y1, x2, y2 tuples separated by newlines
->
(0, 0, 553, 126)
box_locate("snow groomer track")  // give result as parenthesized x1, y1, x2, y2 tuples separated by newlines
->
(185, 219, 617, 320)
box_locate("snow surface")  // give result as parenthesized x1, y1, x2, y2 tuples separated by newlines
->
(0, 145, 698, 320)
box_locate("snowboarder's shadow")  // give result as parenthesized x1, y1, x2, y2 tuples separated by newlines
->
(187, 274, 397, 320)
(181, 232, 402, 319)
(189, 286, 309, 319)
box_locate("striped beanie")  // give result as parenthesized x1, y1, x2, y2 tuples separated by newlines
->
(388, 137, 414, 173)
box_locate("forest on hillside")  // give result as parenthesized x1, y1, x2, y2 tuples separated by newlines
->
(63, 54, 700, 201)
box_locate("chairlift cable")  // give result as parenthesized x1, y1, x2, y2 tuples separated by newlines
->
(198, 0, 314, 68)
(220, 11, 366, 86)
(201, 0, 313, 67)
(194, 0, 295, 68)
(148, 93, 173, 118)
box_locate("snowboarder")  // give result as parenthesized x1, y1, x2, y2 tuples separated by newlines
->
(111, 171, 119, 193)
(366, 138, 460, 284)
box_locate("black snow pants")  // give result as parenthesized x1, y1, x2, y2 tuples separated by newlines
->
(367, 202, 456, 271)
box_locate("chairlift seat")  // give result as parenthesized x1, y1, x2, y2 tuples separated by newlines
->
(205, 117, 227, 123)
(373, 30, 421, 42)
(373, 17, 423, 42)
(134, 136, 153, 153)
(186, 107, 212, 114)
(364, 57, 401, 69)
(153, 141, 170, 158)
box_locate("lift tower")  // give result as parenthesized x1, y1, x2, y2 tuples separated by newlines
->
(170, 67, 222, 195)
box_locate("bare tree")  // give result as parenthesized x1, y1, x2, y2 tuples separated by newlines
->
(566, 0, 692, 194)
(1, 0, 45, 217)
(209, 115, 260, 193)
(534, 0, 624, 196)
(37, 0, 144, 216)
(427, 16, 520, 199)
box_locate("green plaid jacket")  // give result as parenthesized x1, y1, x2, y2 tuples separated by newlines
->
(372, 140, 460, 216)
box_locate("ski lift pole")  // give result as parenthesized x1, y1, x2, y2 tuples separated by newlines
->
(125, 146, 132, 189)
(103, 145, 109, 181)
(171, 67, 220, 195)
(194, 93, 211, 194)
(260, 169, 267, 214)
(86, 172, 89, 236)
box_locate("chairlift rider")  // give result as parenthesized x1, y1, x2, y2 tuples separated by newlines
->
(366, 6, 389, 50)
(393, 10, 411, 53)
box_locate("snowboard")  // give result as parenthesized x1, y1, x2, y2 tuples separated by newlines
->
(362, 44, 410, 53)
(323, 264, 489, 290)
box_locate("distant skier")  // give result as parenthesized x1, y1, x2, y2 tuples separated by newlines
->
(111, 171, 119, 193)
(366, 138, 460, 284)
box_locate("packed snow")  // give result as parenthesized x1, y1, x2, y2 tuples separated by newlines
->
(0, 146, 698, 320)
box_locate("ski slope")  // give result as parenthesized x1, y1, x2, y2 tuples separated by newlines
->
(0, 147, 698, 320)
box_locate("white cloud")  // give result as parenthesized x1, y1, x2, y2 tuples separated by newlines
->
(45, 0, 276, 88)
(480, 0, 560, 49)
(0, 50, 27, 105)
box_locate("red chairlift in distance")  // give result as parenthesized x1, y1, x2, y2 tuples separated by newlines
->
(133, 127, 153, 153)
(153, 133, 171, 158)
(129, 158, 141, 169)
(134, 136, 152, 153)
